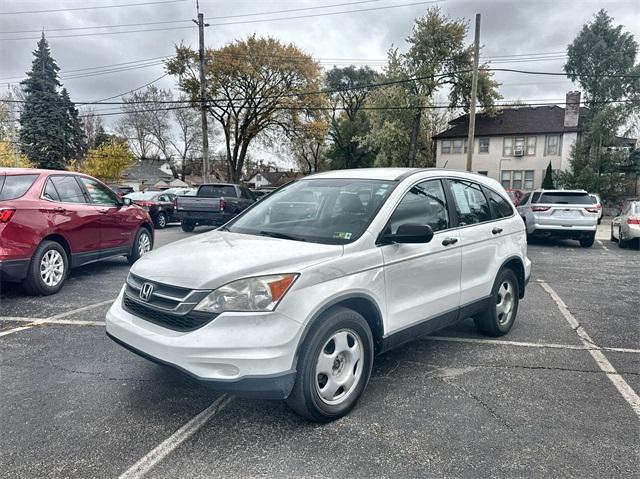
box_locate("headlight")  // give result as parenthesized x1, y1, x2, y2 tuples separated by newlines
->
(194, 274, 298, 313)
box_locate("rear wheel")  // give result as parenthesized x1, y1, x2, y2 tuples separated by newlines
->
(155, 212, 167, 229)
(181, 220, 195, 232)
(610, 224, 617, 242)
(286, 307, 374, 422)
(474, 268, 519, 337)
(579, 233, 595, 248)
(618, 227, 627, 249)
(23, 241, 69, 295)
(127, 228, 152, 264)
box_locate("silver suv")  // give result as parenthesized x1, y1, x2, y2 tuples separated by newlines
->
(517, 189, 598, 247)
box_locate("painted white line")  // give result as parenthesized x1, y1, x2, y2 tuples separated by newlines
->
(118, 395, 233, 479)
(424, 335, 640, 354)
(597, 240, 609, 251)
(0, 326, 32, 337)
(0, 317, 39, 322)
(539, 280, 640, 418)
(32, 299, 114, 324)
(41, 319, 106, 326)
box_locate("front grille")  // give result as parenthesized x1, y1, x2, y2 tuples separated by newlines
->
(123, 295, 218, 332)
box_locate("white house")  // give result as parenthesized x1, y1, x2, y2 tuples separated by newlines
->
(434, 91, 585, 191)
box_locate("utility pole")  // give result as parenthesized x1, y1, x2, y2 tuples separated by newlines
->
(193, 8, 210, 183)
(466, 13, 481, 172)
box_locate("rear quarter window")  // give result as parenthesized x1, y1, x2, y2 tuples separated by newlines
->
(0, 174, 39, 200)
(538, 192, 591, 204)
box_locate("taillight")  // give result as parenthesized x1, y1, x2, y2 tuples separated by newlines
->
(0, 208, 15, 223)
(628, 217, 640, 225)
(532, 206, 550, 212)
(219, 198, 226, 211)
(584, 207, 599, 213)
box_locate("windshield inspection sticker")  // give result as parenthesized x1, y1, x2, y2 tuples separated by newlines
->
(333, 232, 352, 240)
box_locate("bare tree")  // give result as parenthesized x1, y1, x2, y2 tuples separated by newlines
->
(81, 108, 104, 150)
(169, 97, 201, 180)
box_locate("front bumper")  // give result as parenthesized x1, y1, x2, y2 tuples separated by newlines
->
(105, 288, 302, 399)
(0, 258, 30, 282)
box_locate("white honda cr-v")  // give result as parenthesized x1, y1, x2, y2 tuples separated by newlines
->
(106, 168, 531, 422)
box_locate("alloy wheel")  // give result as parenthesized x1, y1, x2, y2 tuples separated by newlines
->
(496, 280, 515, 326)
(315, 329, 363, 405)
(138, 232, 152, 256)
(40, 250, 64, 287)
(158, 214, 166, 228)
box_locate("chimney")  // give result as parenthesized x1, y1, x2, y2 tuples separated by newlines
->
(564, 91, 581, 128)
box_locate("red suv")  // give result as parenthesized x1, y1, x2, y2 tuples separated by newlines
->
(0, 169, 154, 295)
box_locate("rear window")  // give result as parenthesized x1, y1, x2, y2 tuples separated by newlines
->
(0, 174, 39, 200)
(535, 192, 591, 205)
(198, 185, 237, 198)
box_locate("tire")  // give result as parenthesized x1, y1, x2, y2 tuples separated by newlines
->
(23, 241, 69, 295)
(618, 227, 627, 249)
(473, 268, 519, 337)
(127, 227, 153, 265)
(579, 233, 595, 248)
(286, 307, 374, 422)
(155, 212, 167, 229)
(181, 220, 195, 232)
(610, 224, 617, 242)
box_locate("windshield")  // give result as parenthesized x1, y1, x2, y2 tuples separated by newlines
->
(536, 192, 591, 205)
(125, 192, 158, 201)
(198, 185, 237, 197)
(227, 178, 396, 244)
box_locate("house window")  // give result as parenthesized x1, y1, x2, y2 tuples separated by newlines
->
(478, 137, 490, 153)
(514, 137, 525, 156)
(452, 139, 467, 154)
(477, 171, 488, 176)
(441, 140, 451, 154)
(526, 136, 537, 155)
(545, 135, 560, 156)
(503, 137, 513, 156)
(501, 170, 535, 190)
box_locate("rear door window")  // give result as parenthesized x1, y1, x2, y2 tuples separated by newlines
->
(485, 188, 514, 219)
(538, 192, 591, 204)
(49, 176, 87, 204)
(449, 180, 492, 225)
(43, 179, 61, 202)
(0, 174, 38, 200)
(198, 185, 237, 198)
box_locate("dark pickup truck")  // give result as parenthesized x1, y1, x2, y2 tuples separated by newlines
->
(175, 183, 256, 232)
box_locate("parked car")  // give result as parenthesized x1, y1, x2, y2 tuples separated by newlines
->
(589, 193, 603, 224)
(125, 191, 177, 229)
(517, 189, 598, 247)
(175, 183, 256, 232)
(108, 184, 134, 197)
(164, 187, 197, 196)
(106, 168, 531, 422)
(611, 199, 640, 249)
(0, 168, 154, 295)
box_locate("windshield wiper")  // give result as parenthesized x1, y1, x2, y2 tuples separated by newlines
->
(218, 225, 230, 231)
(259, 230, 306, 242)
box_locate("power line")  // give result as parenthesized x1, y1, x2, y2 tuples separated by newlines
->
(0, 1, 443, 41)
(0, 0, 187, 15)
(91, 74, 171, 103)
(0, 0, 386, 34)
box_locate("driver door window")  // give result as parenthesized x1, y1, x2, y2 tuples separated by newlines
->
(387, 179, 450, 234)
(79, 178, 119, 206)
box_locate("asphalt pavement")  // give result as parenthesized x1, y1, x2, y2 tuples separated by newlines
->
(1, 222, 638, 478)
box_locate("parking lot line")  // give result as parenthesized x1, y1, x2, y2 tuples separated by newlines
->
(539, 280, 640, 418)
(597, 240, 609, 251)
(0, 326, 32, 337)
(118, 395, 233, 479)
(34, 299, 114, 323)
(424, 335, 640, 354)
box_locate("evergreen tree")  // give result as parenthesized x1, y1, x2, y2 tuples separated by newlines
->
(19, 34, 83, 169)
(542, 162, 555, 189)
(61, 88, 86, 161)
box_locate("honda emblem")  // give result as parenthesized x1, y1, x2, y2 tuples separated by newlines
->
(140, 283, 154, 301)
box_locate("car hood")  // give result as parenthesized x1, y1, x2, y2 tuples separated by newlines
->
(131, 231, 344, 290)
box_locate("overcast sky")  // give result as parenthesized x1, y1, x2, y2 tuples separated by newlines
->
(1, 0, 639, 154)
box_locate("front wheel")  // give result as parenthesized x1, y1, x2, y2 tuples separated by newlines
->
(127, 228, 153, 264)
(618, 227, 627, 249)
(23, 241, 69, 295)
(474, 268, 519, 337)
(286, 307, 374, 422)
(155, 212, 167, 229)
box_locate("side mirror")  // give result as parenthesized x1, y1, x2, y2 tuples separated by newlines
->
(122, 197, 132, 206)
(379, 224, 434, 245)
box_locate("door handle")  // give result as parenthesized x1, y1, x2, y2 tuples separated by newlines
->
(492, 227, 503, 234)
(441, 237, 458, 246)
(53, 207, 66, 213)
(98, 208, 109, 214)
